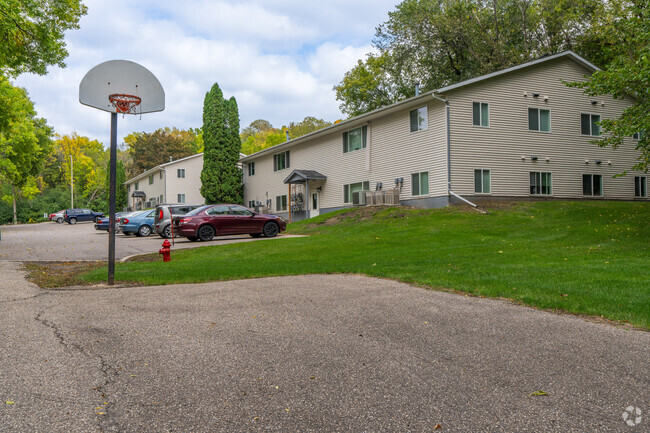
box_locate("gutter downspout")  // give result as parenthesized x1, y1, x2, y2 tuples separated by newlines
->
(433, 93, 487, 214)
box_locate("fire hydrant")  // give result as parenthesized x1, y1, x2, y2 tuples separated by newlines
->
(159, 239, 171, 262)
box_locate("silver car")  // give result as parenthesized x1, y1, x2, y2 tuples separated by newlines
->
(153, 204, 203, 238)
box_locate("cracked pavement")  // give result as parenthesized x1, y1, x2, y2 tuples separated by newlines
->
(0, 259, 648, 432)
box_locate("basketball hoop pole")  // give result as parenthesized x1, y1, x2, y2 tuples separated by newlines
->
(108, 112, 117, 285)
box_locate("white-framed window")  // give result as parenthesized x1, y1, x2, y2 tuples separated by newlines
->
(127, 184, 130, 193)
(410, 106, 428, 132)
(149, 174, 154, 185)
(472, 102, 489, 127)
(528, 108, 550, 132)
(248, 200, 256, 208)
(474, 169, 491, 194)
(343, 181, 370, 203)
(134, 181, 139, 190)
(581, 113, 601, 136)
(273, 151, 290, 171)
(582, 174, 603, 196)
(635, 176, 647, 197)
(343, 126, 367, 153)
(411, 171, 429, 196)
(248, 162, 255, 176)
(177, 193, 186, 203)
(275, 195, 287, 211)
(530, 172, 552, 195)
(159, 194, 163, 203)
(633, 131, 645, 140)
(159, 171, 163, 179)
(177, 168, 185, 178)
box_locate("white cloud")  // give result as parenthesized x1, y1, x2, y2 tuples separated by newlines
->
(14, 0, 399, 145)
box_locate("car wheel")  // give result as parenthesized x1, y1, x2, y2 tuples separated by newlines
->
(56, 217, 63, 224)
(198, 225, 215, 242)
(68, 217, 77, 225)
(263, 222, 279, 238)
(187, 236, 199, 242)
(138, 225, 152, 237)
(250, 233, 262, 238)
(162, 225, 172, 238)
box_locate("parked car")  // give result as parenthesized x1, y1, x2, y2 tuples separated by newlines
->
(119, 209, 155, 237)
(49, 210, 65, 223)
(176, 204, 286, 242)
(64, 208, 104, 224)
(94, 212, 130, 232)
(153, 204, 203, 238)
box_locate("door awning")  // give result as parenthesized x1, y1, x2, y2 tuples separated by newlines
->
(131, 190, 146, 198)
(283, 169, 327, 184)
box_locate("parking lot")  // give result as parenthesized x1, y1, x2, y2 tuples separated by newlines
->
(0, 220, 291, 261)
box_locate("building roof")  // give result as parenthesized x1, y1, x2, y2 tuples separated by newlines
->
(283, 169, 327, 184)
(239, 51, 597, 163)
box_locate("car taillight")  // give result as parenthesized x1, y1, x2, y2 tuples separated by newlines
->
(179, 218, 190, 224)
(122, 218, 129, 224)
(159, 209, 163, 220)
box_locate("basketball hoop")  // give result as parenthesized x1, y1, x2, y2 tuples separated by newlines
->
(109, 93, 141, 114)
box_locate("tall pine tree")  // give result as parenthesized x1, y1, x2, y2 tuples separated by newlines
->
(200, 83, 243, 204)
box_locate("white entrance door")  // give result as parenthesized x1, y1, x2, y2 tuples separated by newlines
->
(311, 192, 320, 217)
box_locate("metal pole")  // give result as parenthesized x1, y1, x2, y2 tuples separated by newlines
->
(70, 156, 73, 208)
(108, 113, 117, 285)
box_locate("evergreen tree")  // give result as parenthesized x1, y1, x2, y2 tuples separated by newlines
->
(200, 83, 243, 204)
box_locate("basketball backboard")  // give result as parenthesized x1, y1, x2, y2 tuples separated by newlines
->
(79, 60, 165, 114)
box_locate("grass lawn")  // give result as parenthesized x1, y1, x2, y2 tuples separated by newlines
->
(82, 201, 650, 328)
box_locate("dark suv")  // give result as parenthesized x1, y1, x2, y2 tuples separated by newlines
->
(64, 208, 104, 224)
(154, 204, 203, 238)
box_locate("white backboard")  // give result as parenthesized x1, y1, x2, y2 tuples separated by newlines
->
(79, 60, 165, 114)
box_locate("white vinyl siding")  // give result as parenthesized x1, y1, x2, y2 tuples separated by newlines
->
(472, 102, 489, 127)
(530, 172, 552, 195)
(411, 171, 429, 196)
(410, 106, 428, 132)
(635, 176, 647, 197)
(474, 169, 491, 194)
(528, 108, 550, 132)
(581, 113, 601, 136)
(582, 174, 603, 196)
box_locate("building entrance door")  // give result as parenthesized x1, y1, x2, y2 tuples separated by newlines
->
(311, 192, 319, 217)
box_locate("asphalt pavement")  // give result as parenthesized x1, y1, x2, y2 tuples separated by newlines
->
(0, 259, 647, 432)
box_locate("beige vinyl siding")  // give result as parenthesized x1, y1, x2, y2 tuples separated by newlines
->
(243, 101, 449, 212)
(125, 169, 165, 206)
(165, 156, 205, 205)
(447, 56, 644, 200)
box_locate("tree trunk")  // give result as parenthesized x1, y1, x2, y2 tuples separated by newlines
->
(12, 184, 17, 225)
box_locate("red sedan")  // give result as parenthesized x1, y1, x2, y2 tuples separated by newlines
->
(176, 204, 287, 242)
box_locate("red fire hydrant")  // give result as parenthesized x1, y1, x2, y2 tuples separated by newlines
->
(159, 239, 171, 262)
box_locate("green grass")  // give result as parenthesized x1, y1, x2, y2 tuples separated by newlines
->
(82, 201, 650, 328)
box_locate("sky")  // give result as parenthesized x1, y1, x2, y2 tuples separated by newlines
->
(15, 0, 399, 147)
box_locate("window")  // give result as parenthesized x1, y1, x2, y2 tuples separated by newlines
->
(273, 151, 290, 171)
(343, 126, 367, 153)
(582, 174, 603, 196)
(528, 108, 550, 132)
(343, 181, 370, 203)
(635, 176, 647, 197)
(410, 106, 428, 132)
(472, 102, 489, 127)
(177, 168, 185, 178)
(633, 131, 645, 140)
(149, 174, 154, 185)
(581, 113, 601, 136)
(135, 181, 139, 190)
(231, 206, 253, 216)
(160, 171, 163, 179)
(248, 200, 256, 208)
(275, 195, 287, 211)
(177, 194, 186, 203)
(127, 184, 130, 193)
(159, 194, 163, 203)
(411, 171, 429, 196)
(206, 205, 230, 215)
(530, 172, 552, 195)
(474, 169, 491, 194)
(248, 162, 255, 176)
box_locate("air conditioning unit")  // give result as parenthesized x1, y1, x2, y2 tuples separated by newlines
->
(373, 190, 386, 205)
(352, 190, 369, 206)
(384, 189, 400, 205)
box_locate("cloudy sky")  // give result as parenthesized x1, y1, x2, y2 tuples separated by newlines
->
(15, 0, 399, 147)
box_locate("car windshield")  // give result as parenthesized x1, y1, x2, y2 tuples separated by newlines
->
(185, 205, 212, 216)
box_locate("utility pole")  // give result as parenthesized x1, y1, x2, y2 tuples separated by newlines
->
(70, 155, 74, 209)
